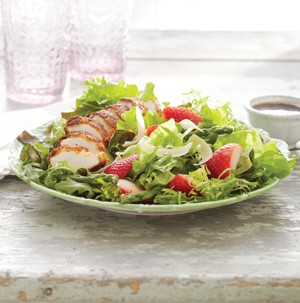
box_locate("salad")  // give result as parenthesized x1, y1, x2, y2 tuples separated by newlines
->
(16, 77, 297, 205)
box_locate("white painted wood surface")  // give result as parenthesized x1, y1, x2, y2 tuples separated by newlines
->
(1, 31, 300, 302)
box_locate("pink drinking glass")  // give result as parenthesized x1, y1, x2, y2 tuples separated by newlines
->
(70, 0, 132, 82)
(1, 0, 73, 104)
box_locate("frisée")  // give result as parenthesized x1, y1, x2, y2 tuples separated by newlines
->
(12, 78, 297, 206)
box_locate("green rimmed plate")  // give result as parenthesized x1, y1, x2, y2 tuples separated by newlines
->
(9, 121, 281, 216)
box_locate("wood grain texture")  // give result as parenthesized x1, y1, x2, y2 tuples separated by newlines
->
(0, 156, 299, 302)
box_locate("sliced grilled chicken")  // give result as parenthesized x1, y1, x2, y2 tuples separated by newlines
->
(48, 146, 109, 171)
(105, 104, 131, 119)
(146, 99, 163, 115)
(118, 98, 148, 115)
(58, 131, 106, 154)
(65, 116, 110, 146)
(88, 110, 119, 136)
(46, 98, 166, 172)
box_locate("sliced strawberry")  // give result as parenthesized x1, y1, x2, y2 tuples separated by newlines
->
(167, 174, 194, 195)
(205, 143, 243, 179)
(162, 106, 203, 124)
(117, 179, 144, 195)
(145, 124, 158, 136)
(104, 154, 138, 179)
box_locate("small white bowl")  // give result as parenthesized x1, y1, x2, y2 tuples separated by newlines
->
(245, 95, 300, 148)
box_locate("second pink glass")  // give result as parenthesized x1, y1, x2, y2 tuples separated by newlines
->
(70, 0, 132, 82)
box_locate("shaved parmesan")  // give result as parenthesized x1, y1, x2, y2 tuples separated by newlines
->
(156, 143, 192, 158)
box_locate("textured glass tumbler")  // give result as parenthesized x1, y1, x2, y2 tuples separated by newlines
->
(1, 0, 73, 104)
(70, 0, 131, 82)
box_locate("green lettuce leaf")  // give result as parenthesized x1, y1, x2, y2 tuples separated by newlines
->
(143, 110, 167, 128)
(116, 106, 166, 135)
(139, 82, 157, 101)
(148, 119, 183, 147)
(39, 161, 121, 201)
(62, 77, 157, 118)
(200, 102, 232, 127)
(182, 90, 233, 126)
(117, 106, 139, 133)
(136, 154, 176, 190)
(154, 189, 198, 205)
(44, 118, 66, 146)
(199, 176, 258, 200)
(253, 141, 296, 179)
(214, 130, 264, 154)
(20, 142, 51, 170)
(55, 178, 95, 198)
(108, 130, 136, 155)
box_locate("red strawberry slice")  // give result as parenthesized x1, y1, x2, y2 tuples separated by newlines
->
(205, 143, 243, 179)
(104, 154, 138, 179)
(167, 174, 194, 195)
(117, 179, 144, 195)
(145, 124, 158, 136)
(162, 106, 203, 124)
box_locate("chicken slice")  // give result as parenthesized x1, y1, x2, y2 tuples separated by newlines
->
(88, 110, 118, 136)
(104, 104, 131, 119)
(65, 116, 110, 146)
(58, 131, 106, 154)
(118, 98, 148, 115)
(48, 146, 109, 171)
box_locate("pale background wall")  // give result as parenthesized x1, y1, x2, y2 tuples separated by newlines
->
(130, 0, 300, 31)
(0, 0, 299, 57)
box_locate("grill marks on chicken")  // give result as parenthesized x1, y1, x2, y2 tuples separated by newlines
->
(88, 110, 118, 137)
(58, 131, 106, 154)
(65, 116, 110, 147)
(48, 146, 109, 172)
(48, 98, 162, 171)
(119, 98, 148, 115)
(105, 104, 130, 119)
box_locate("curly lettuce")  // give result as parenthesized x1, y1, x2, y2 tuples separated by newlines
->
(62, 77, 157, 118)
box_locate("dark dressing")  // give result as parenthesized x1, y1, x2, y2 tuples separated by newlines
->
(253, 102, 300, 115)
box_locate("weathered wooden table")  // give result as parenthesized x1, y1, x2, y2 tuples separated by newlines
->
(1, 31, 300, 302)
